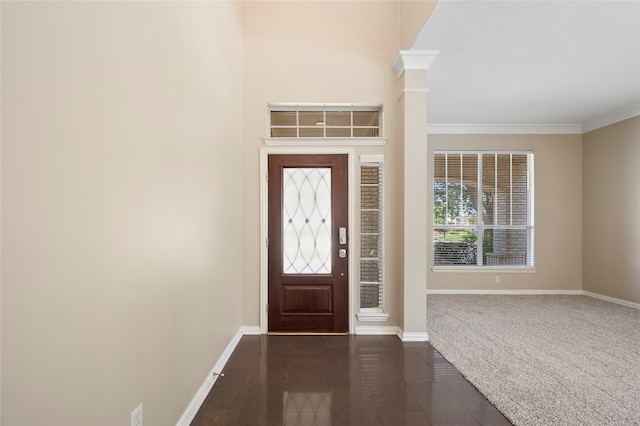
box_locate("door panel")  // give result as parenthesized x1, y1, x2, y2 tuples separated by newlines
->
(268, 154, 348, 333)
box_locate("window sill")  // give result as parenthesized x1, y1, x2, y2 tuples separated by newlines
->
(357, 312, 390, 322)
(432, 267, 536, 274)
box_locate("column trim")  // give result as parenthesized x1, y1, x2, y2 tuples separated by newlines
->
(393, 50, 440, 77)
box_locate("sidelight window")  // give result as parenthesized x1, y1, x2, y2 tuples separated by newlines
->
(359, 156, 384, 311)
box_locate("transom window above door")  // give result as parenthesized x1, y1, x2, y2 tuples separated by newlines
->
(266, 104, 386, 145)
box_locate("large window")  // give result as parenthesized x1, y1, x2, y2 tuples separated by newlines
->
(433, 151, 534, 268)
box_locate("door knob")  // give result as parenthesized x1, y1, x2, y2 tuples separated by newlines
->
(339, 249, 347, 258)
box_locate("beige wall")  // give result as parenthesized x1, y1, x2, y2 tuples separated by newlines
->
(583, 116, 640, 304)
(240, 1, 432, 329)
(1, 2, 243, 424)
(399, 1, 438, 49)
(427, 134, 583, 292)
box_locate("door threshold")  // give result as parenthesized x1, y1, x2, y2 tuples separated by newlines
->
(267, 332, 349, 336)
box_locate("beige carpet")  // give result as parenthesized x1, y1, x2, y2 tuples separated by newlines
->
(426, 294, 640, 426)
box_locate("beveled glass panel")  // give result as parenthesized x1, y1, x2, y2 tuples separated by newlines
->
(361, 165, 380, 185)
(361, 186, 379, 210)
(271, 111, 297, 126)
(361, 235, 379, 257)
(361, 260, 380, 282)
(299, 127, 324, 137)
(360, 284, 380, 308)
(326, 128, 351, 138)
(353, 111, 379, 127)
(271, 128, 297, 138)
(326, 111, 351, 127)
(299, 111, 324, 126)
(353, 127, 379, 137)
(361, 210, 379, 234)
(283, 168, 332, 274)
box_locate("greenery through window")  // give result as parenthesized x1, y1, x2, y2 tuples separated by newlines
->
(433, 152, 534, 267)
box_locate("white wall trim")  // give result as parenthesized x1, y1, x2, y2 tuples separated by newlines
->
(583, 291, 640, 310)
(359, 154, 384, 163)
(177, 328, 246, 426)
(428, 123, 583, 135)
(354, 325, 400, 335)
(399, 331, 429, 342)
(582, 102, 640, 133)
(393, 50, 440, 77)
(426, 289, 583, 295)
(240, 325, 262, 335)
(260, 147, 356, 334)
(356, 312, 390, 322)
(264, 137, 387, 146)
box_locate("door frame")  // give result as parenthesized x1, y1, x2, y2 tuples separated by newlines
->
(260, 147, 356, 334)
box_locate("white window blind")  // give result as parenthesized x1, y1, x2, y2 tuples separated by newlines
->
(433, 151, 534, 268)
(360, 156, 384, 310)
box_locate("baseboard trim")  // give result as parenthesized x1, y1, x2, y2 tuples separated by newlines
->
(354, 325, 401, 336)
(399, 331, 429, 342)
(177, 326, 259, 426)
(426, 289, 582, 295)
(583, 291, 640, 310)
(425, 289, 639, 309)
(240, 325, 262, 335)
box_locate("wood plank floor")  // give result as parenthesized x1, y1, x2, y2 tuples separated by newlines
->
(191, 335, 511, 425)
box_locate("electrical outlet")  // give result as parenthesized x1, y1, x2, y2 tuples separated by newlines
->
(131, 403, 143, 426)
(495, 275, 500, 284)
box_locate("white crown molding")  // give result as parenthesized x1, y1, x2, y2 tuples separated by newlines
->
(427, 123, 583, 135)
(268, 102, 382, 109)
(582, 103, 640, 133)
(393, 50, 440, 77)
(263, 137, 387, 146)
(359, 154, 384, 163)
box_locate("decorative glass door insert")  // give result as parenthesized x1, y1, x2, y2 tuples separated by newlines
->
(282, 168, 332, 274)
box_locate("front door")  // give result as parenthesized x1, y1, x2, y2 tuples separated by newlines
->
(268, 154, 349, 333)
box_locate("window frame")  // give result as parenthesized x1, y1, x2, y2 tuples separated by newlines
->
(264, 104, 387, 146)
(432, 150, 535, 271)
(357, 155, 389, 321)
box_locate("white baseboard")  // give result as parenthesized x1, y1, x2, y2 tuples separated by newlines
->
(583, 291, 640, 310)
(425, 289, 639, 309)
(240, 325, 262, 335)
(399, 331, 429, 342)
(177, 325, 259, 426)
(426, 289, 582, 295)
(354, 325, 401, 336)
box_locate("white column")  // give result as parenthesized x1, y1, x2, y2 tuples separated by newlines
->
(393, 50, 439, 341)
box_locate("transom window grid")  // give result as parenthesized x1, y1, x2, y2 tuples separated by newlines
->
(360, 160, 384, 310)
(433, 151, 534, 268)
(271, 109, 380, 138)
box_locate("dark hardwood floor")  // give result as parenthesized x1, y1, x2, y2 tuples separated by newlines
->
(191, 335, 511, 426)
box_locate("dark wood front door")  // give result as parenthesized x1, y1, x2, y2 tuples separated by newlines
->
(268, 154, 349, 333)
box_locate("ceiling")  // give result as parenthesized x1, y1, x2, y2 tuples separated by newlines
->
(412, 0, 640, 132)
